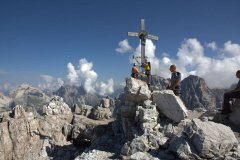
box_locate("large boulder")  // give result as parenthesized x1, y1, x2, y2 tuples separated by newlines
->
(152, 90, 188, 123)
(168, 134, 199, 160)
(185, 118, 238, 158)
(124, 78, 151, 103)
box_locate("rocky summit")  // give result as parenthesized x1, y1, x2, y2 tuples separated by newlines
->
(1, 77, 240, 160)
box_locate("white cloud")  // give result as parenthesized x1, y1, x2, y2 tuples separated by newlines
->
(207, 41, 218, 51)
(38, 74, 64, 91)
(172, 38, 240, 88)
(67, 58, 114, 95)
(67, 63, 78, 84)
(116, 39, 132, 54)
(98, 78, 114, 96)
(222, 41, 240, 57)
(124, 38, 240, 88)
(161, 52, 170, 57)
(40, 75, 54, 83)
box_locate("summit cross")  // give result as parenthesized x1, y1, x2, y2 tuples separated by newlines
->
(128, 19, 159, 67)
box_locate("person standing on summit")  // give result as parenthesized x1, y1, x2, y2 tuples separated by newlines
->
(143, 59, 151, 86)
(221, 70, 240, 114)
(167, 64, 181, 96)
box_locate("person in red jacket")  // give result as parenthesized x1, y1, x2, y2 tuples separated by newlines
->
(131, 63, 139, 79)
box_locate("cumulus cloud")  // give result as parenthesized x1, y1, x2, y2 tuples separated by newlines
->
(38, 75, 64, 91)
(206, 41, 218, 51)
(174, 39, 240, 88)
(122, 38, 240, 88)
(67, 63, 78, 84)
(67, 58, 114, 96)
(98, 78, 114, 96)
(222, 41, 240, 57)
(116, 39, 132, 54)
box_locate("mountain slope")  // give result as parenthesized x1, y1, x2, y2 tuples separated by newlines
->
(181, 75, 216, 110)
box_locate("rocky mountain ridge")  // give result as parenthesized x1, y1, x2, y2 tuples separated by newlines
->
(1, 78, 240, 159)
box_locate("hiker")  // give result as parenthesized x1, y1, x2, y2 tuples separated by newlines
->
(143, 59, 151, 86)
(221, 70, 240, 114)
(167, 64, 181, 96)
(131, 63, 139, 79)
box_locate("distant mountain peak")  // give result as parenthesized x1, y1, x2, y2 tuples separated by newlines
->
(181, 75, 216, 110)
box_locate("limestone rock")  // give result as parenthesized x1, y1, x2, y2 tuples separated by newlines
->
(121, 131, 163, 156)
(137, 100, 158, 132)
(11, 105, 26, 119)
(75, 149, 115, 160)
(130, 152, 159, 160)
(43, 96, 71, 116)
(9, 84, 50, 113)
(168, 134, 198, 160)
(152, 90, 188, 123)
(90, 106, 112, 120)
(124, 78, 151, 103)
(121, 136, 149, 156)
(70, 115, 112, 145)
(181, 75, 217, 110)
(8, 118, 31, 159)
(74, 104, 93, 117)
(185, 118, 238, 158)
(100, 98, 110, 108)
(0, 122, 13, 160)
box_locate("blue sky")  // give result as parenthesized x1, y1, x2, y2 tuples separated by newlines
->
(1, 0, 240, 91)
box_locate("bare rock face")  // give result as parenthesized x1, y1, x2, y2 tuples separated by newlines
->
(43, 96, 71, 116)
(9, 118, 31, 159)
(0, 117, 32, 160)
(54, 85, 100, 109)
(90, 106, 112, 120)
(0, 122, 13, 160)
(100, 98, 110, 108)
(11, 105, 26, 119)
(181, 75, 216, 110)
(185, 118, 238, 158)
(74, 104, 93, 117)
(121, 131, 164, 156)
(9, 84, 50, 113)
(152, 90, 188, 123)
(70, 115, 112, 145)
(136, 100, 159, 132)
(124, 78, 151, 104)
